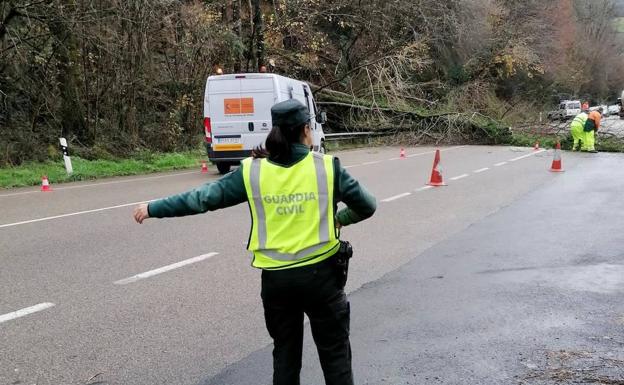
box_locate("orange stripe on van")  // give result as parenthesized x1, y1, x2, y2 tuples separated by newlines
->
(224, 98, 254, 115)
(213, 144, 244, 151)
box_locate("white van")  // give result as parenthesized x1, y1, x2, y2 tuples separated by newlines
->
(548, 100, 582, 121)
(203, 73, 327, 174)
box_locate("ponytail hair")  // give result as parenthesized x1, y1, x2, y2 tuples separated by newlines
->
(253, 123, 306, 160)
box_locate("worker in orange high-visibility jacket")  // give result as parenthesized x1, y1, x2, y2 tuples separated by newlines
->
(582, 107, 602, 153)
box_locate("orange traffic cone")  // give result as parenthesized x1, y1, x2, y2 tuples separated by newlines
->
(41, 176, 52, 192)
(549, 142, 564, 172)
(427, 149, 446, 186)
(534, 141, 540, 151)
(201, 161, 208, 173)
(400, 148, 406, 159)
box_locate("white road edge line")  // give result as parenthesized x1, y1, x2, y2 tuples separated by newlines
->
(0, 171, 198, 198)
(391, 145, 466, 161)
(0, 146, 472, 227)
(442, 145, 468, 151)
(509, 149, 546, 162)
(381, 192, 412, 203)
(450, 174, 469, 181)
(0, 200, 152, 229)
(494, 162, 507, 167)
(362, 161, 381, 165)
(407, 151, 435, 158)
(0, 303, 55, 324)
(473, 167, 490, 173)
(114, 252, 219, 285)
(348, 145, 468, 165)
(416, 186, 434, 192)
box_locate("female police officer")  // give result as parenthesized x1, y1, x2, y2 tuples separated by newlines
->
(133, 99, 376, 385)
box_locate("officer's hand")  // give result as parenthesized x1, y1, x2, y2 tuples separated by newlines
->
(335, 219, 343, 229)
(133, 203, 150, 224)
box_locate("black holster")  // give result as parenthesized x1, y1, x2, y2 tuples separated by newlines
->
(333, 240, 353, 288)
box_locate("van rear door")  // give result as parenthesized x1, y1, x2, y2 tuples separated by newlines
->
(207, 76, 274, 152)
(565, 101, 581, 117)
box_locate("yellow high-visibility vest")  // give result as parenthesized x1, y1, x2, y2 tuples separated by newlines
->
(242, 152, 339, 270)
(571, 113, 588, 127)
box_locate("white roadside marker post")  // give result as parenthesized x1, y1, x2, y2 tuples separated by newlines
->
(59, 137, 73, 175)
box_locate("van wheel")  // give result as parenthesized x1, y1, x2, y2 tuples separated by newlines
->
(320, 141, 327, 154)
(216, 162, 231, 174)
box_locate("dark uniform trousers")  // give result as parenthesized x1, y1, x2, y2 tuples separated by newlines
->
(261, 256, 353, 385)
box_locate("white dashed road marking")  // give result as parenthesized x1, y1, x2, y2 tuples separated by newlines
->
(2, 147, 541, 228)
(450, 174, 469, 181)
(381, 193, 412, 203)
(509, 149, 546, 162)
(361, 146, 546, 204)
(114, 252, 219, 285)
(0, 303, 55, 324)
(374, 145, 467, 164)
(406, 151, 433, 158)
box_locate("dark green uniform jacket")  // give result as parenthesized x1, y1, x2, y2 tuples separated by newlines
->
(148, 144, 377, 227)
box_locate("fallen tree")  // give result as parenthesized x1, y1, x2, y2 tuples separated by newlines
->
(312, 86, 511, 145)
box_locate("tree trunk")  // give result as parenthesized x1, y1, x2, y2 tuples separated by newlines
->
(47, 1, 87, 143)
(246, 0, 255, 72)
(232, 0, 243, 71)
(252, 0, 264, 68)
(0, 7, 18, 40)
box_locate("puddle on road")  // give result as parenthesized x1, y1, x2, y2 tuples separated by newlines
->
(486, 263, 624, 294)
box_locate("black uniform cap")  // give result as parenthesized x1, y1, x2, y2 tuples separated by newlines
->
(271, 99, 310, 128)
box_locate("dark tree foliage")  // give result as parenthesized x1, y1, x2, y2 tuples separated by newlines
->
(0, 0, 622, 165)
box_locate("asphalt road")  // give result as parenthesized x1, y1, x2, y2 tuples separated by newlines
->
(1, 145, 622, 385)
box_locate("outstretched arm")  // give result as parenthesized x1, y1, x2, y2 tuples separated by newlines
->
(133, 167, 247, 224)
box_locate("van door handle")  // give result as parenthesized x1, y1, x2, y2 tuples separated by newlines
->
(248, 122, 254, 132)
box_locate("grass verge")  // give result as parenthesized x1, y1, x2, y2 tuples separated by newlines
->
(0, 150, 204, 189)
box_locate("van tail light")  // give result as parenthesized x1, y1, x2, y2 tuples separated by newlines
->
(204, 117, 212, 143)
